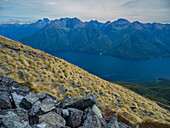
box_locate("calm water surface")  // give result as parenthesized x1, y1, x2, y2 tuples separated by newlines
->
(48, 51, 170, 82)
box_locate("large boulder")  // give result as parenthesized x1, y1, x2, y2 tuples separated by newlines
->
(0, 91, 12, 109)
(39, 111, 66, 128)
(56, 96, 72, 108)
(40, 97, 55, 113)
(10, 85, 30, 96)
(91, 105, 103, 118)
(0, 76, 14, 87)
(66, 108, 83, 128)
(0, 75, 29, 96)
(1, 111, 31, 128)
(64, 94, 97, 110)
(21, 92, 39, 109)
(0, 108, 29, 122)
(83, 109, 102, 128)
(29, 101, 41, 125)
(36, 93, 47, 100)
(30, 101, 41, 116)
(11, 92, 24, 108)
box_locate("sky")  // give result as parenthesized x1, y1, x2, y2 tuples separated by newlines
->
(0, 0, 170, 23)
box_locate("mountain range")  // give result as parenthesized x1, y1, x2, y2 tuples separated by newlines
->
(0, 18, 170, 59)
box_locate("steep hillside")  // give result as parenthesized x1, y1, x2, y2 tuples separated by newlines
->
(0, 35, 170, 125)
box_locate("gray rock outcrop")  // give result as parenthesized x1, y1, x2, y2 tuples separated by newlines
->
(0, 75, 131, 128)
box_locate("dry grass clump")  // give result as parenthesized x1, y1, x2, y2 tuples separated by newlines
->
(99, 105, 134, 126)
(0, 35, 170, 125)
(140, 121, 170, 128)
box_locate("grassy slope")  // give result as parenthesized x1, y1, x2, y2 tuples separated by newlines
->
(0, 35, 170, 125)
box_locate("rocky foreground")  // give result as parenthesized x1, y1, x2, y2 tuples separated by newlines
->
(0, 74, 132, 128)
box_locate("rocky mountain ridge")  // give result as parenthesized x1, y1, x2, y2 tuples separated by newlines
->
(0, 18, 170, 59)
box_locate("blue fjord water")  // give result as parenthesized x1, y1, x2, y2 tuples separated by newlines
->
(48, 51, 170, 82)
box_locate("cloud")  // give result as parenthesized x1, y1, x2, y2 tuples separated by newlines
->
(122, 0, 141, 7)
(0, 0, 169, 23)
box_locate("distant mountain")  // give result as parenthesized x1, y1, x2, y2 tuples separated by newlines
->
(20, 18, 112, 55)
(0, 17, 170, 59)
(0, 18, 51, 41)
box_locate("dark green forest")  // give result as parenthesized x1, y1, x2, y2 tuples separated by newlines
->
(114, 78, 170, 106)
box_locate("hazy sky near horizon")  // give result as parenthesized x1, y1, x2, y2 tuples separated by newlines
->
(0, 0, 170, 23)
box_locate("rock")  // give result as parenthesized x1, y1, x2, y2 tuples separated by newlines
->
(102, 108, 118, 122)
(14, 108, 29, 122)
(11, 93, 24, 108)
(0, 76, 14, 87)
(118, 122, 132, 128)
(30, 101, 41, 116)
(21, 92, 39, 109)
(83, 109, 102, 128)
(85, 92, 89, 95)
(103, 119, 120, 128)
(0, 91, 12, 109)
(59, 86, 69, 92)
(130, 107, 137, 111)
(114, 103, 123, 108)
(54, 108, 62, 116)
(91, 105, 103, 118)
(66, 108, 83, 128)
(2, 112, 24, 128)
(40, 97, 55, 113)
(36, 93, 46, 100)
(0, 74, 3, 81)
(0, 75, 29, 96)
(0, 76, 133, 128)
(0, 87, 7, 91)
(17, 71, 25, 79)
(78, 126, 94, 128)
(65, 126, 71, 128)
(100, 118, 107, 127)
(56, 96, 72, 108)
(106, 106, 110, 109)
(1, 111, 31, 128)
(116, 97, 122, 102)
(10, 85, 30, 96)
(0, 108, 29, 122)
(39, 111, 66, 128)
(35, 123, 47, 128)
(64, 94, 97, 110)
(62, 109, 69, 117)
(46, 94, 57, 100)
